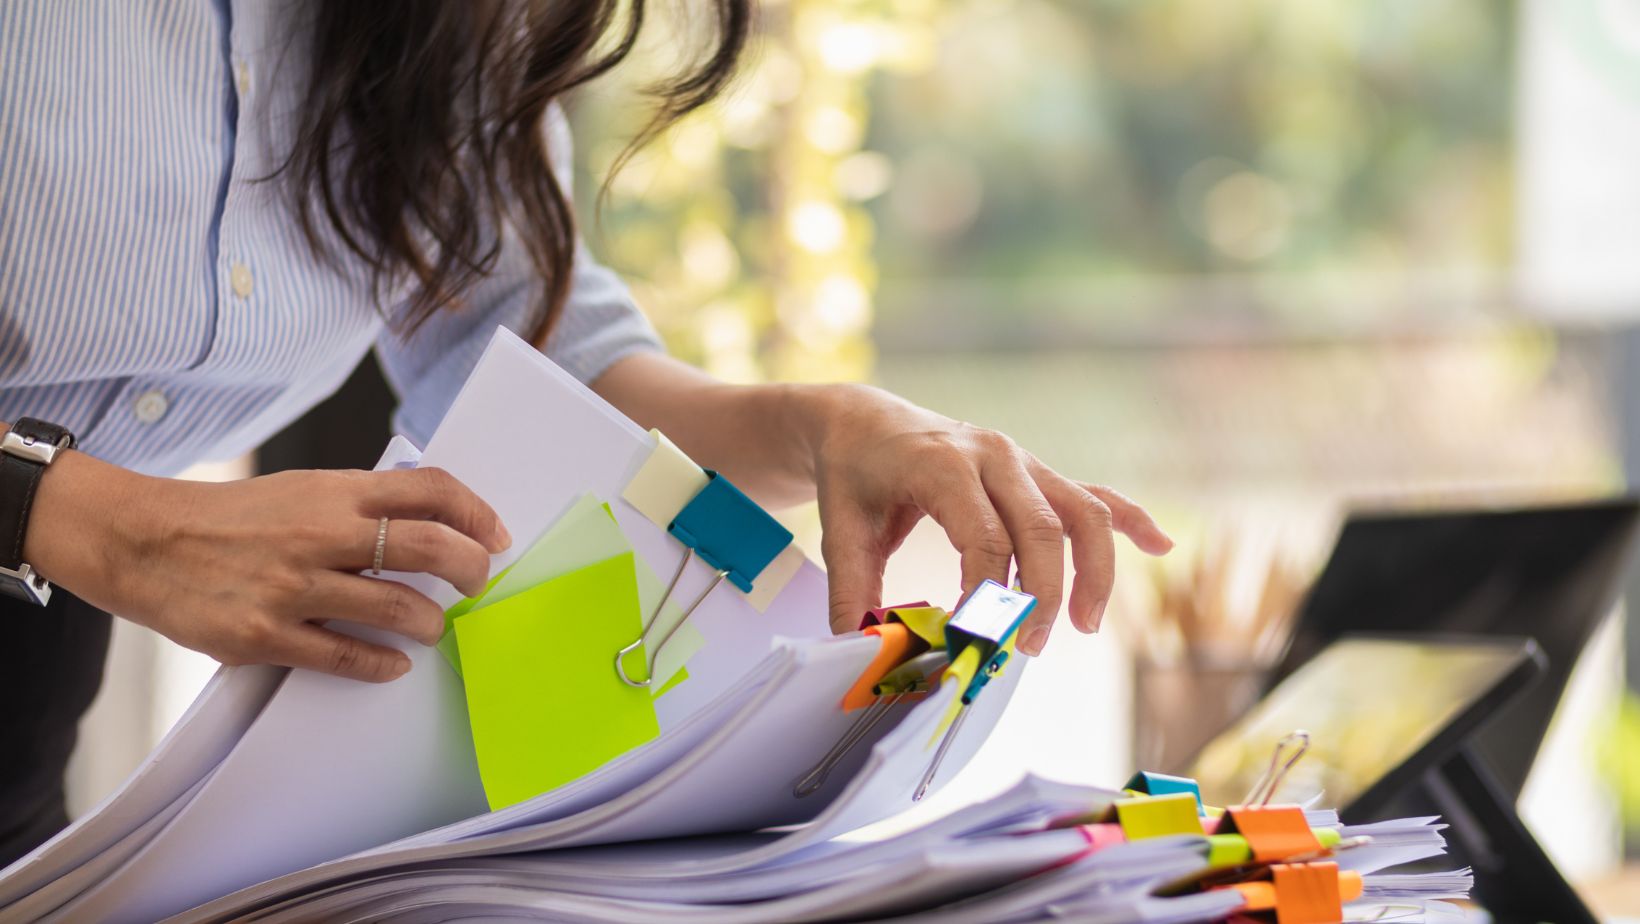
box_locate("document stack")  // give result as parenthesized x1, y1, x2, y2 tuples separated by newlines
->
(0, 330, 1471, 923)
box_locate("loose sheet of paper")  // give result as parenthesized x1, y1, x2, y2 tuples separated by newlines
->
(455, 553, 661, 810)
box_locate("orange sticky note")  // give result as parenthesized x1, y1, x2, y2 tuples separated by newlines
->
(1223, 805, 1321, 862)
(1227, 881, 1278, 912)
(842, 623, 925, 711)
(1270, 862, 1343, 924)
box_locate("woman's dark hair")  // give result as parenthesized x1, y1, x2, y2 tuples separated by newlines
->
(278, 0, 751, 347)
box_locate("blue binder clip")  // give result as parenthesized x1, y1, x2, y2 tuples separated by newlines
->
(912, 581, 1036, 801)
(616, 471, 793, 687)
(1124, 771, 1206, 815)
(667, 472, 793, 593)
(943, 580, 1035, 703)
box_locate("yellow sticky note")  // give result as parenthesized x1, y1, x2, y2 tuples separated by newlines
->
(742, 543, 806, 613)
(1114, 793, 1205, 840)
(454, 552, 659, 810)
(889, 606, 951, 649)
(927, 646, 981, 746)
(622, 430, 709, 527)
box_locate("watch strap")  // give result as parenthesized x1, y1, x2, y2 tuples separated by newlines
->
(0, 417, 77, 603)
(0, 450, 47, 570)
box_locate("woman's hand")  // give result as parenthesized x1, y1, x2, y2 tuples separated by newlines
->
(592, 353, 1170, 655)
(24, 452, 510, 682)
(809, 385, 1172, 655)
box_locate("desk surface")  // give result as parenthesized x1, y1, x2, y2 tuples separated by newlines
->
(1584, 865, 1640, 919)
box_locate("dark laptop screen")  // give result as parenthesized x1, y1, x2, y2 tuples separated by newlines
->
(1271, 499, 1640, 800)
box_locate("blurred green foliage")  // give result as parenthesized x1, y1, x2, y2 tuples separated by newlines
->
(866, 0, 1514, 293)
(572, 0, 1517, 361)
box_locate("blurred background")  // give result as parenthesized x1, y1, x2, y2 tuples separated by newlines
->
(70, 0, 1640, 915)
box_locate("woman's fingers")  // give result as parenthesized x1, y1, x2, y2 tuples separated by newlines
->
(359, 466, 511, 554)
(305, 572, 447, 647)
(270, 622, 414, 683)
(909, 465, 1014, 600)
(344, 517, 493, 598)
(1080, 482, 1173, 555)
(1029, 463, 1117, 634)
(819, 498, 889, 634)
(978, 452, 1065, 656)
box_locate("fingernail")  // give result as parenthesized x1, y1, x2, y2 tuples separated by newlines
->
(1022, 627, 1049, 656)
(390, 655, 412, 678)
(1091, 600, 1107, 632)
(493, 521, 512, 551)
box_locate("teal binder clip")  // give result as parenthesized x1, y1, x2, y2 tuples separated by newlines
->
(667, 471, 792, 593)
(943, 579, 1035, 703)
(1124, 771, 1205, 815)
(616, 470, 793, 687)
(912, 582, 1036, 801)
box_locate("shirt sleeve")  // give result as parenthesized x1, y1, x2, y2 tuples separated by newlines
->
(374, 107, 664, 448)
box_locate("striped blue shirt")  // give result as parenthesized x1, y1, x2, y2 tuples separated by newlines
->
(0, 1, 663, 476)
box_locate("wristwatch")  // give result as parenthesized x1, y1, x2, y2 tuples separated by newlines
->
(0, 417, 77, 605)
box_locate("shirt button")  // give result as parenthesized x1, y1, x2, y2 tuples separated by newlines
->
(235, 61, 251, 95)
(133, 390, 169, 425)
(230, 262, 254, 299)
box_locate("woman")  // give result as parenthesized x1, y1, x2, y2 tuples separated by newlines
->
(0, 0, 1171, 865)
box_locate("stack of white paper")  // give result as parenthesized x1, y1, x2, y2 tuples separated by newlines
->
(0, 330, 1475, 924)
(172, 800, 1467, 924)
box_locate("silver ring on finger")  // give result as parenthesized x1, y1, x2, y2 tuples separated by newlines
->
(372, 517, 389, 575)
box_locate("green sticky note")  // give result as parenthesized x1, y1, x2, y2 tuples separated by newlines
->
(437, 569, 511, 678)
(1113, 793, 1205, 840)
(454, 552, 659, 810)
(1206, 833, 1251, 867)
(436, 631, 464, 679)
(462, 493, 701, 692)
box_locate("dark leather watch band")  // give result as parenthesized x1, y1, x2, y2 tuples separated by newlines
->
(0, 417, 76, 604)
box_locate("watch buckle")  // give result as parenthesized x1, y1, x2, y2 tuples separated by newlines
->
(0, 562, 52, 605)
(0, 429, 71, 465)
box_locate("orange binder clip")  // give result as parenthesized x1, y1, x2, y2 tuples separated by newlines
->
(1226, 862, 1361, 924)
(1220, 729, 1321, 862)
(1219, 806, 1321, 863)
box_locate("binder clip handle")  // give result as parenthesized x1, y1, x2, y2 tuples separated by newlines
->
(614, 547, 727, 687)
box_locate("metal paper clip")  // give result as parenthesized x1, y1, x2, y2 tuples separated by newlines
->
(614, 547, 727, 687)
(1242, 730, 1311, 806)
(793, 675, 932, 798)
